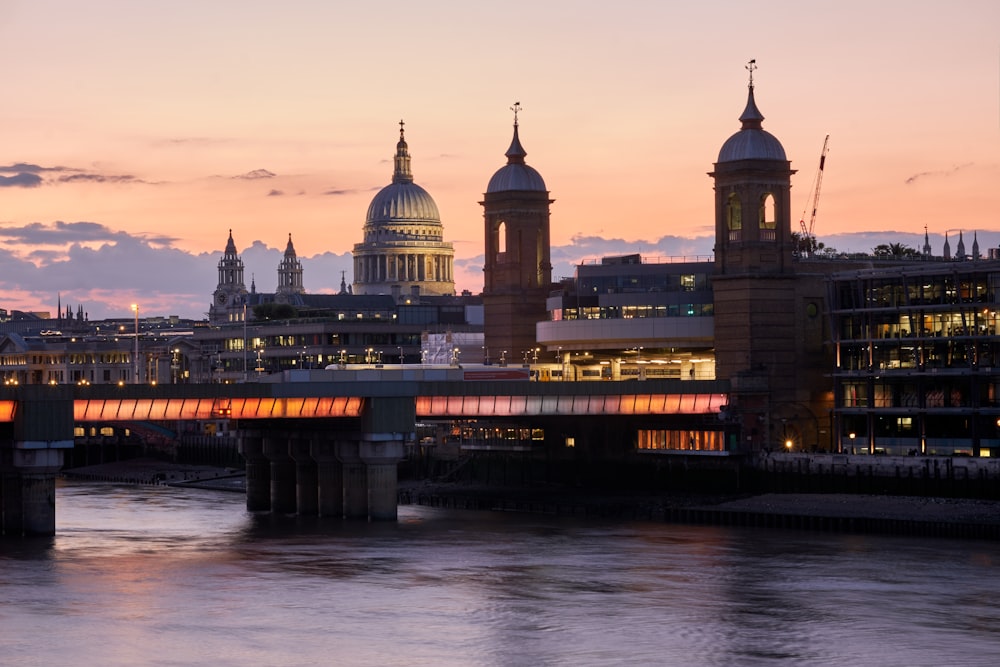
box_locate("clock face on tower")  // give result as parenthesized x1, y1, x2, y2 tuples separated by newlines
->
(217, 293, 227, 305)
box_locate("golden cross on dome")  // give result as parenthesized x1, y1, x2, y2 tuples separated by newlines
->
(398, 118, 405, 139)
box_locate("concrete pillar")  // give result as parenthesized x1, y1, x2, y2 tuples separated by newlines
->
(365, 461, 398, 520)
(289, 436, 318, 516)
(337, 441, 368, 519)
(262, 433, 296, 514)
(19, 472, 57, 536)
(2, 449, 65, 537)
(238, 430, 270, 512)
(311, 438, 343, 518)
(3, 386, 73, 537)
(361, 439, 406, 521)
(2, 471, 26, 536)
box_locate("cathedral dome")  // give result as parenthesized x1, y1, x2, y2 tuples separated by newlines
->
(365, 123, 442, 225)
(486, 121, 547, 193)
(366, 182, 440, 223)
(353, 122, 455, 298)
(717, 84, 786, 163)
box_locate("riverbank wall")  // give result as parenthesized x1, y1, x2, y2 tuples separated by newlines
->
(743, 452, 1000, 499)
(401, 450, 1000, 501)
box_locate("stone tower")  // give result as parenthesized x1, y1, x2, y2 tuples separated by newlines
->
(276, 233, 305, 302)
(709, 64, 802, 448)
(209, 229, 249, 324)
(481, 104, 553, 364)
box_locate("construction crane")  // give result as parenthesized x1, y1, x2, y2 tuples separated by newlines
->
(798, 134, 830, 240)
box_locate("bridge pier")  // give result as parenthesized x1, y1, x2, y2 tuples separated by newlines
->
(289, 437, 318, 516)
(338, 442, 368, 519)
(238, 430, 270, 512)
(361, 438, 405, 521)
(2, 462, 64, 536)
(263, 433, 297, 514)
(312, 438, 344, 518)
(1, 386, 74, 537)
(237, 429, 406, 520)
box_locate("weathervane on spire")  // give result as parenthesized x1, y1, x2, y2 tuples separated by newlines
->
(399, 118, 405, 140)
(746, 59, 757, 88)
(511, 101, 521, 127)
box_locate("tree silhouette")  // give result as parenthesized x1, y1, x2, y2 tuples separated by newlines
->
(873, 243, 920, 258)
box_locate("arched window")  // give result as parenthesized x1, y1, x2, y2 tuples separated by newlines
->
(759, 193, 776, 241)
(496, 221, 507, 261)
(726, 193, 742, 241)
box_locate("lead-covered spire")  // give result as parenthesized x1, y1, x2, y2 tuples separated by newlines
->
(739, 59, 764, 129)
(504, 102, 527, 164)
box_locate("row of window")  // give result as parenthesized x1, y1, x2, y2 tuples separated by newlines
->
(580, 273, 710, 294)
(841, 379, 999, 409)
(0, 353, 131, 366)
(220, 331, 427, 352)
(837, 340, 1000, 371)
(838, 309, 999, 340)
(551, 303, 714, 321)
(834, 274, 999, 309)
(637, 429, 726, 452)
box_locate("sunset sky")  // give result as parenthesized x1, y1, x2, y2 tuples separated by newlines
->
(1, 0, 998, 320)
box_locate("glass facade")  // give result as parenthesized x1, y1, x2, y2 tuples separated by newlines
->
(830, 263, 1000, 456)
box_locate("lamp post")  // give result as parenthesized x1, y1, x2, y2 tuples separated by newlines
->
(130, 303, 139, 384)
(243, 303, 248, 382)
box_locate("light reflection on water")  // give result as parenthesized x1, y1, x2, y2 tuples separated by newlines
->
(2, 480, 1000, 667)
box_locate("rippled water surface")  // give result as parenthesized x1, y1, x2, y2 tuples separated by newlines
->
(3, 480, 1000, 666)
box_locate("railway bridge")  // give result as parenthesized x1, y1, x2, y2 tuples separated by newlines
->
(0, 375, 728, 535)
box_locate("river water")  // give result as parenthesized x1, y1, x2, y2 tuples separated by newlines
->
(2, 481, 1000, 667)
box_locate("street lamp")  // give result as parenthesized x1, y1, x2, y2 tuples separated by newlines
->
(172, 348, 181, 384)
(130, 303, 139, 384)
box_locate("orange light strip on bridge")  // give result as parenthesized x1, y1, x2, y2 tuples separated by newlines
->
(0, 400, 16, 422)
(73, 396, 364, 421)
(415, 393, 728, 417)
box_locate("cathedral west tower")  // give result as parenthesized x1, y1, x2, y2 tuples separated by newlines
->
(209, 229, 248, 324)
(275, 233, 305, 303)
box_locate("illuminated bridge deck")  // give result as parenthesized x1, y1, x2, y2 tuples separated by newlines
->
(0, 379, 728, 422)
